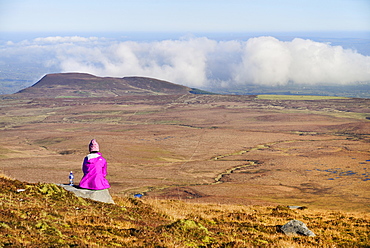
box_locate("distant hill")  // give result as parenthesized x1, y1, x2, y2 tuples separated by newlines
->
(15, 73, 194, 98)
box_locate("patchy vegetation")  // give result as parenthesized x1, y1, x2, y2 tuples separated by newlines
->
(1, 175, 369, 247)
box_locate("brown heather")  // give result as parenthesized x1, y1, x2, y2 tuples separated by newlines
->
(0, 174, 368, 248)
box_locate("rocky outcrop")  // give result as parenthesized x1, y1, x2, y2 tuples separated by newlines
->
(57, 184, 114, 204)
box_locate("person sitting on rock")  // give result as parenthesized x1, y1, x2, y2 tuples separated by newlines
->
(79, 139, 111, 190)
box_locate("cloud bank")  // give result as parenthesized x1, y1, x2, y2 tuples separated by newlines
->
(2, 36, 370, 89)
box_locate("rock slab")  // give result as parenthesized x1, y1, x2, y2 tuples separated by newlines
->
(280, 220, 316, 237)
(57, 184, 115, 204)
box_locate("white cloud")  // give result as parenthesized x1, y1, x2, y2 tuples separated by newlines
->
(2, 36, 370, 88)
(287, 38, 370, 84)
(33, 36, 99, 43)
(234, 37, 292, 86)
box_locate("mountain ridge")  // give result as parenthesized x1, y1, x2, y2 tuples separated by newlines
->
(16, 73, 194, 98)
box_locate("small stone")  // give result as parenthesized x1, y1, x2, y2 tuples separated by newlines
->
(280, 219, 316, 237)
(288, 205, 307, 210)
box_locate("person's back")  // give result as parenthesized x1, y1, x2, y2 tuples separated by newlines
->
(79, 139, 110, 190)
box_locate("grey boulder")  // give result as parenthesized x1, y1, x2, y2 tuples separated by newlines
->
(280, 219, 316, 237)
(57, 184, 115, 204)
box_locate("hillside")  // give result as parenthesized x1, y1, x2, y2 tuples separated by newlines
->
(15, 73, 193, 98)
(1, 174, 369, 247)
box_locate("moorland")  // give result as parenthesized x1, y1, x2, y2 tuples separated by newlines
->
(1, 174, 369, 247)
(0, 73, 369, 246)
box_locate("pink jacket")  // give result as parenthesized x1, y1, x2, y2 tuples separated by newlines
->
(79, 152, 111, 190)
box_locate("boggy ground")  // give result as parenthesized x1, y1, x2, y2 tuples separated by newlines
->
(0, 94, 369, 212)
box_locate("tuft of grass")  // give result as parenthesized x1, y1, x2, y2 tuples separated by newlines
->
(0, 175, 369, 247)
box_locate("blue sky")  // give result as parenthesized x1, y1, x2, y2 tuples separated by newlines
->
(1, 0, 369, 33)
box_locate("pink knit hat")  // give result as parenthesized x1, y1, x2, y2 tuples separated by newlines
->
(89, 139, 100, 152)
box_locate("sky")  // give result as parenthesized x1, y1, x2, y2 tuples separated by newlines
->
(0, 0, 370, 93)
(1, 0, 369, 33)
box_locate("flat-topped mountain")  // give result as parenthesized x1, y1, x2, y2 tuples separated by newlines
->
(16, 73, 193, 97)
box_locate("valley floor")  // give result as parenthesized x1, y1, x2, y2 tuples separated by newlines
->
(0, 94, 369, 212)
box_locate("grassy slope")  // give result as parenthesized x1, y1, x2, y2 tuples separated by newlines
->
(0, 175, 368, 247)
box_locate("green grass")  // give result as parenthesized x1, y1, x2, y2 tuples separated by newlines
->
(257, 95, 349, 100)
(273, 106, 369, 120)
(1, 175, 369, 247)
(55, 96, 82, 98)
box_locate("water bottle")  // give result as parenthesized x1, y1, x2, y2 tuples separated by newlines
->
(69, 171, 74, 186)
